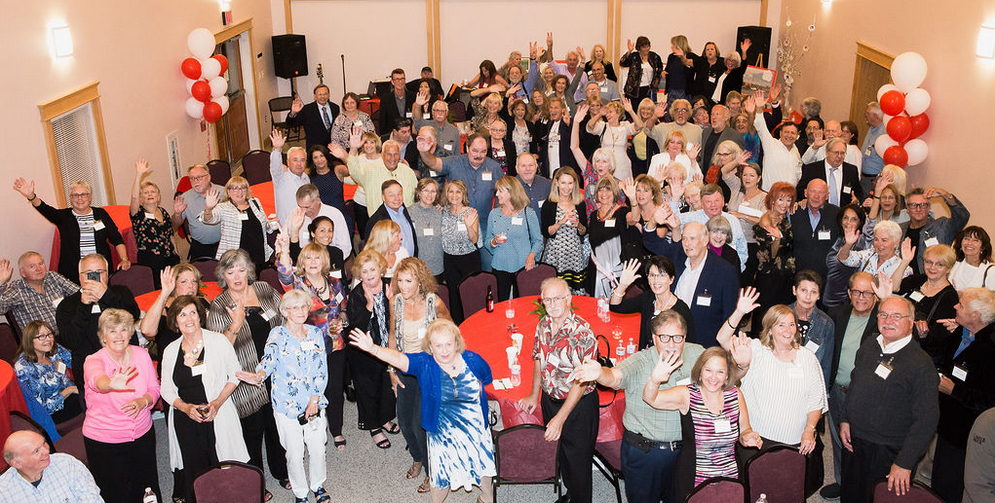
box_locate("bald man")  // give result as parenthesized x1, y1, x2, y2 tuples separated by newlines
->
(791, 178, 841, 284)
(0, 431, 102, 502)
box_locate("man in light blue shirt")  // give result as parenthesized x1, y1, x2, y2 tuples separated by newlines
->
(269, 129, 310, 224)
(859, 102, 886, 197)
(0, 431, 104, 503)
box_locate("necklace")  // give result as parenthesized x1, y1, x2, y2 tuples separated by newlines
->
(182, 337, 204, 367)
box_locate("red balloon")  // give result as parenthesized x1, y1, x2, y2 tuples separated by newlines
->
(191, 81, 212, 102)
(883, 145, 909, 167)
(879, 90, 906, 116)
(908, 113, 930, 139)
(212, 54, 229, 75)
(181, 58, 201, 80)
(887, 116, 913, 143)
(203, 102, 223, 123)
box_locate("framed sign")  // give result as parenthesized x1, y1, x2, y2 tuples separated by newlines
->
(742, 65, 777, 97)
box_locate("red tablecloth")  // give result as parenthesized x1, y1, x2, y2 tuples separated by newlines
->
(0, 360, 29, 471)
(135, 281, 224, 312)
(460, 295, 639, 443)
(49, 205, 138, 271)
(251, 181, 356, 218)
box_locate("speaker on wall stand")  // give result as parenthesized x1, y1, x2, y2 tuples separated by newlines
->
(272, 34, 308, 95)
(736, 26, 772, 69)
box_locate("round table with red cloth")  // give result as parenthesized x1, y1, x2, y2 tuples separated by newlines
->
(460, 295, 639, 443)
(135, 281, 224, 312)
(0, 360, 30, 471)
(251, 181, 357, 217)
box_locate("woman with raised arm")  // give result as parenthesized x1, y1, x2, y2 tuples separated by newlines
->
(130, 159, 179, 287)
(628, 98, 661, 178)
(328, 92, 375, 150)
(647, 130, 702, 184)
(610, 257, 694, 349)
(199, 176, 274, 271)
(584, 99, 643, 181)
(838, 219, 914, 292)
(570, 104, 627, 216)
(620, 36, 664, 103)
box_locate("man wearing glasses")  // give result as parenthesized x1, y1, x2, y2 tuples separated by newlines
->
(411, 99, 460, 161)
(518, 278, 598, 503)
(651, 99, 703, 153)
(900, 187, 969, 275)
(171, 164, 224, 261)
(839, 295, 938, 503)
(820, 271, 882, 499)
(378, 68, 415, 134)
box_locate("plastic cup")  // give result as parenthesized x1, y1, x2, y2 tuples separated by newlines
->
(506, 346, 518, 367)
(510, 365, 521, 386)
(505, 305, 515, 319)
(511, 333, 523, 352)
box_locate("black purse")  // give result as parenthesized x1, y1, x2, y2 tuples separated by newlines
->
(596, 334, 614, 368)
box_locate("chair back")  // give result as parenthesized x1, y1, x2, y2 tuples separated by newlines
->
(745, 445, 805, 503)
(448, 100, 467, 123)
(0, 323, 17, 364)
(872, 481, 943, 503)
(494, 424, 558, 482)
(193, 260, 219, 282)
(269, 96, 293, 125)
(207, 159, 232, 186)
(436, 284, 451, 313)
(193, 461, 265, 503)
(175, 175, 192, 197)
(241, 150, 272, 185)
(686, 477, 745, 503)
(515, 263, 557, 298)
(53, 427, 88, 468)
(623, 283, 643, 301)
(109, 265, 155, 296)
(9, 411, 40, 435)
(258, 268, 283, 293)
(593, 439, 624, 503)
(458, 272, 497, 319)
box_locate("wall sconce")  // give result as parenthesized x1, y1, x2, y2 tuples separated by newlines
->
(51, 25, 73, 58)
(978, 25, 995, 59)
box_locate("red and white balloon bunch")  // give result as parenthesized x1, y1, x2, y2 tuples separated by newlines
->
(874, 52, 931, 168)
(180, 28, 230, 123)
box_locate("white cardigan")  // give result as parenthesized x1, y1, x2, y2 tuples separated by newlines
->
(160, 329, 250, 471)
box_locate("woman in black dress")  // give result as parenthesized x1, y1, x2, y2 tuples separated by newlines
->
(610, 256, 695, 350)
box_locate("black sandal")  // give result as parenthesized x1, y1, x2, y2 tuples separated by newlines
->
(279, 478, 291, 490)
(264, 490, 273, 502)
(314, 486, 330, 503)
(370, 428, 391, 449)
(333, 436, 347, 450)
(384, 422, 401, 434)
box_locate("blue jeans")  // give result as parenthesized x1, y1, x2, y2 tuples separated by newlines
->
(620, 437, 680, 503)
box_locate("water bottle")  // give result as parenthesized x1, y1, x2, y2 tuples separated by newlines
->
(755, 494, 768, 503)
(626, 337, 636, 357)
(143, 488, 157, 503)
(615, 341, 626, 361)
(598, 296, 611, 323)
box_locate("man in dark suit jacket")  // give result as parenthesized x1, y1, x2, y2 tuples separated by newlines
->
(378, 68, 415, 134)
(796, 138, 863, 205)
(700, 104, 746, 168)
(791, 178, 840, 284)
(286, 84, 340, 149)
(819, 271, 881, 500)
(536, 96, 576, 180)
(643, 221, 740, 348)
(364, 180, 419, 258)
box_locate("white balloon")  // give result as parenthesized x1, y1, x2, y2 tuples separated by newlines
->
(877, 84, 900, 101)
(187, 28, 216, 60)
(891, 52, 928, 93)
(185, 97, 204, 119)
(208, 76, 228, 98)
(904, 88, 931, 116)
(185, 79, 198, 95)
(875, 134, 898, 157)
(905, 139, 929, 166)
(199, 58, 221, 81)
(883, 113, 894, 124)
(214, 95, 230, 114)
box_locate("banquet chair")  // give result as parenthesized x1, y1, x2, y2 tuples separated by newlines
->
(686, 476, 744, 503)
(269, 97, 302, 142)
(193, 461, 265, 503)
(872, 481, 943, 503)
(258, 268, 283, 293)
(745, 445, 805, 503)
(436, 284, 451, 313)
(193, 260, 219, 282)
(492, 424, 560, 502)
(9, 411, 88, 467)
(458, 272, 497, 319)
(0, 323, 17, 364)
(173, 175, 193, 241)
(515, 263, 557, 298)
(109, 265, 155, 296)
(240, 150, 272, 185)
(592, 440, 624, 503)
(207, 159, 232, 186)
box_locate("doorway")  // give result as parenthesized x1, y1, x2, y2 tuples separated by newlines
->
(849, 42, 894, 143)
(215, 36, 251, 165)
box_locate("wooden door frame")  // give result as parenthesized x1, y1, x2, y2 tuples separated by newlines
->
(849, 42, 895, 134)
(213, 20, 265, 152)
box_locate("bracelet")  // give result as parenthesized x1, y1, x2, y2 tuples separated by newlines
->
(805, 424, 817, 431)
(27, 193, 37, 201)
(872, 195, 880, 199)
(726, 319, 737, 330)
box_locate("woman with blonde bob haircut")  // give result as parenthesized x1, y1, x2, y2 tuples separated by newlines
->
(542, 166, 589, 294)
(441, 179, 481, 322)
(364, 219, 407, 278)
(201, 174, 274, 267)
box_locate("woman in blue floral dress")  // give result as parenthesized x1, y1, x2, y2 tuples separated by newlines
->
(14, 320, 81, 424)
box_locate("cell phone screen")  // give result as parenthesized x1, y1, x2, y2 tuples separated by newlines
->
(86, 271, 100, 282)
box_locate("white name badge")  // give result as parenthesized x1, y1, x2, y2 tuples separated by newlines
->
(260, 310, 273, 321)
(334, 291, 345, 304)
(443, 144, 454, 151)
(952, 365, 968, 381)
(424, 113, 431, 120)
(301, 340, 319, 352)
(787, 366, 804, 379)
(52, 296, 64, 308)
(909, 291, 925, 302)
(675, 377, 692, 386)
(405, 112, 413, 118)
(55, 361, 66, 374)
(429, 171, 439, 177)
(91, 304, 101, 314)
(482, 172, 493, 181)
(511, 217, 524, 226)
(239, 212, 249, 221)
(713, 418, 732, 433)
(538, 199, 545, 208)
(818, 230, 831, 241)
(457, 222, 467, 232)
(804, 340, 820, 353)
(190, 363, 205, 376)
(875, 363, 892, 380)
(423, 228, 435, 236)
(92, 221, 106, 231)
(331, 270, 342, 279)
(737, 204, 764, 218)
(353, 121, 363, 127)
(842, 186, 852, 194)
(496, 149, 505, 157)
(417, 327, 427, 340)
(696, 295, 712, 307)
(144, 212, 156, 220)
(546, 353, 560, 368)
(604, 219, 616, 228)
(925, 237, 940, 247)
(708, 76, 717, 83)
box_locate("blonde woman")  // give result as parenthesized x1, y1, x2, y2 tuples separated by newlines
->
(486, 176, 543, 300)
(130, 159, 179, 286)
(583, 100, 643, 180)
(542, 167, 589, 294)
(200, 175, 274, 268)
(364, 219, 408, 278)
(648, 129, 702, 184)
(441, 180, 481, 322)
(621, 174, 670, 241)
(585, 43, 618, 81)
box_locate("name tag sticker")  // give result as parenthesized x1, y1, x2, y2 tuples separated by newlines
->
(675, 377, 691, 386)
(538, 199, 545, 208)
(492, 380, 505, 390)
(191, 363, 205, 376)
(708, 76, 717, 83)
(496, 149, 505, 157)
(909, 291, 925, 302)
(423, 228, 435, 236)
(787, 366, 804, 379)
(429, 171, 439, 177)
(804, 340, 820, 353)
(818, 230, 831, 241)
(875, 363, 892, 380)
(443, 144, 454, 151)
(605, 219, 616, 228)
(260, 310, 273, 321)
(925, 237, 940, 247)
(93, 221, 106, 231)
(696, 295, 711, 307)
(91, 304, 101, 314)
(482, 172, 493, 181)
(457, 222, 467, 232)
(737, 204, 764, 218)
(144, 212, 156, 220)
(511, 217, 524, 226)
(239, 212, 249, 221)
(713, 418, 732, 433)
(55, 361, 66, 374)
(952, 365, 968, 381)
(546, 353, 560, 368)
(331, 270, 342, 279)
(301, 340, 319, 352)
(424, 113, 431, 120)
(842, 186, 852, 194)
(405, 112, 412, 118)
(52, 296, 64, 308)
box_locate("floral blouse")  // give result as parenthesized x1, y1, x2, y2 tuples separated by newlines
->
(329, 112, 375, 150)
(15, 345, 75, 414)
(276, 262, 347, 351)
(130, 207, 178, 257)
(256, 324, 328, 417)
(532, 313, 596, 400)
(583, 161, 627, 217)
(753, 217, 795, 276)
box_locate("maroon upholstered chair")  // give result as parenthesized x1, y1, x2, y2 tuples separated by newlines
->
(240, 150, 272, 186)
(686, 476, 745, 503)
(109, 264, 155, 296)
(0, 323, 17, 364)
(515, 263, 557, 298)
(593, 440, 624, 503)
(207, 159, 232, 186)
(873, 481, 943, 503)
(193, 260, 219, 283)
(493, 424, 560, 502)
(257, 268, 283, 293)
(9, 411, 88, 467)
(436, 284, 451, 313)
(193, 461, 265, 503)
(745, 445, 805, 503)
(458, 272, 497, 319)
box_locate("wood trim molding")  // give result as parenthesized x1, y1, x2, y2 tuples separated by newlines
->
(856, 41, 895, 69)
(285, 0, 294, 33)
(759, 0, 768, 26)
(426, 0, 441, 76)
(38, 82, 100, 122)
(607, 0, 622, 64)
(215, 19, 252, 44)
(213, 20, 267, 148)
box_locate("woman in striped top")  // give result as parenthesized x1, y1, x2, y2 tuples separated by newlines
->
(643, 344, 761, 498)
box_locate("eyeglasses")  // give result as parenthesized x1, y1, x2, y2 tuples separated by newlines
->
(189, 174, 210, 181)
(647, 272, 670, 279)
(848, 288, 876, 299)
(673, 108, 690, 114)
(541, 295, 568, 305)
(908, 202, 930, 210)
(877, 312, 911, 321)
(655, 334, 685, 343)
(228, 186, 248, 192)
(34, 332, 54, 340)
(69, 193, 90, 199)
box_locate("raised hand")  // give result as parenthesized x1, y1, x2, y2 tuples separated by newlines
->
(569, 358, 603, 382)
(743, 96, 757, 115)
(622, 97, 634, 113)
(135, 158, 151, 175)
(627, 38, 634, 53)
(0, 259, 12, 285)
(730, 331, 753, 368)
(575, 104, 589, 122)
(289, 207, 307, 234)
(735, 287, 761, 315)
(740, 37, 752, 54)
(812, 129, 826, 148)
(159, 266, 176, 297)
(204, 187, 220, 210)
(348, 124, 363, 150)
(173, 194, 188, 215)
(617, 258, 642, 289)
(577, 46, 586, 63)
(349, 327, 375, 353)
(290, 97, 303, 114)
(12, 178, 34, 199)
(463, 208, 478, 225)
(108, 365, 138, 391)
(506, 83, 522, 97)
(416, 134, 435, 153)
(900, 237, 916, 263)
(872, 271, 894, 300)
(653, 204, 673, 226)
(687, 142, 701, 161)
(328, 143, 348, 160)
(546, 32, 553, 47)
(654, 101, 667, 118)
(650, 349, 684, 384)
(769, 82, 783, 103)
(529, 41, 538, 60)
(735, 149, 752, 165)
(270, 129, 286, 151)
(415, 90, 429, 107)
(843, 224, 860, 245)
(620, 177, 636, 202)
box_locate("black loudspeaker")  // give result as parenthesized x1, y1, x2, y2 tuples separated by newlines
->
(272, 34, 308, 79)
(736, 26, 772, 69)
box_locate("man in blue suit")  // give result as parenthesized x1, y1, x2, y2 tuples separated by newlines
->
(643, 220, 739, 347)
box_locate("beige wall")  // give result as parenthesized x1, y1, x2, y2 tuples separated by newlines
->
(0, 0, 277, 266)
(776, 0, 994, 229)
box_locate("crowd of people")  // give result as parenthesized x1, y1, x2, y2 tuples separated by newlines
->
(1, 30, 994, 503)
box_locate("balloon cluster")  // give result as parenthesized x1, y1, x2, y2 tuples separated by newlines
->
(180, 28, 230, 123)
(874, 52, 931, 168)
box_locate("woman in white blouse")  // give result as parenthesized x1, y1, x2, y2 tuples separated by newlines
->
(648, 129, 702, 184)
(585, 99, 644, 181)
(199, 176, 275, 268)
(950, 226, 995, 291)
(716, 288, 827, 460)
(838, 219, 913, 292)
